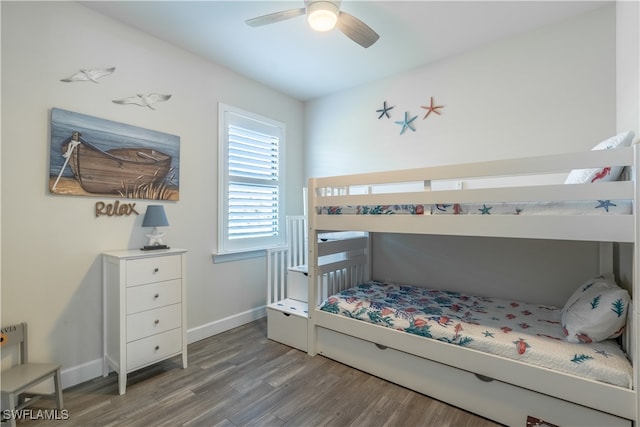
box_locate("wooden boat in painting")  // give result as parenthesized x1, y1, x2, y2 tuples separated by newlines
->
(61, 132, 172, 195)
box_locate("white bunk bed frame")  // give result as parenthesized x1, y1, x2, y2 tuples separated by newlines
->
(306, 146, 638, 426)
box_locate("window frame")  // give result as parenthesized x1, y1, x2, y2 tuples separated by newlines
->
(217, 103, 286, 258)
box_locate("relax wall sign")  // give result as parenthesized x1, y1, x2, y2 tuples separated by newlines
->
(95, 201, 139, 218)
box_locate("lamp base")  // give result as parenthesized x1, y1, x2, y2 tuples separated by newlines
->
(141, 244, 170, 251)
(145, 228, 166, 247)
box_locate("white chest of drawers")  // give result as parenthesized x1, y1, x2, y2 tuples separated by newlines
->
(102, 248, 187, 394)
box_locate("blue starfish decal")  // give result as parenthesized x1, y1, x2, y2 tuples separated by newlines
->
(394, 112, 418, 135)
(478, 204, 492, 215)
(595, 200, 616, 212)
(376, 101, 394, 119)
(483, 331, 495, 338)
(594, 349, 611, 358)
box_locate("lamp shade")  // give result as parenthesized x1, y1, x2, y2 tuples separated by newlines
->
(142, 205, 169, 227)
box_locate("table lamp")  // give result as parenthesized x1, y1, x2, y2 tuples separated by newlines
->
(142, 205, 170, 250)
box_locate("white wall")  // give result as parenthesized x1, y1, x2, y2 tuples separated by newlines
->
(617, 0, 640, 136)
(305, 5, 617, 178)
(1, 1, 304, 386)
(304, 5, 626, 306)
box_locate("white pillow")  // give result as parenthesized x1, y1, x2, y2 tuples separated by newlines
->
(564, 131, 635, 184)
(561, 275, 630, 343)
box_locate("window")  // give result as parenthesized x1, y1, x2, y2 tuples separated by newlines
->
(218, 104, 286, 256)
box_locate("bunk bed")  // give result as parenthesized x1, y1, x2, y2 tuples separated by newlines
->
(306, 134, 638, 426)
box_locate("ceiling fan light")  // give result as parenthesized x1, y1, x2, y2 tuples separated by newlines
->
(307, 2, 338, 32)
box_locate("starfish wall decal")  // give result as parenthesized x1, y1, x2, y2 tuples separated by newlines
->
(375, 96, 445, 136)
(421, 96, 444, 119)
(394, 112, 418, 135)
(376, 101, 394, 119)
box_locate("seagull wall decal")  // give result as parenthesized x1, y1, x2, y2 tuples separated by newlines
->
(60, 67, 116, 83)
(112, 93, 172, 110)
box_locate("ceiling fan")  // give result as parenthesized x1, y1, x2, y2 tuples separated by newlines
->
(245, 0, 379, 48)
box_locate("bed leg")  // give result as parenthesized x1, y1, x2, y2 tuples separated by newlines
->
(307, 319, 317, 356)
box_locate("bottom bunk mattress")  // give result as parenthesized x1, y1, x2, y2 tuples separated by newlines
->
(319, 280, 633, 389)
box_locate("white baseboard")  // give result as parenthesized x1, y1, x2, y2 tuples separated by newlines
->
(187, 305, 266, 344)
(61, 358, 104, 389)
(60, 306, 267, 389)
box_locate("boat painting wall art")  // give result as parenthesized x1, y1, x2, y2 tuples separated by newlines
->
(49, 108, 180, 200)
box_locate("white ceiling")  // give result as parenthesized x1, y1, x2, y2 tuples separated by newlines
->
(80, 1, 610, 101)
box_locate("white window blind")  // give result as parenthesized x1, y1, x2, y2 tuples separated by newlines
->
(218, 104, 285, 255)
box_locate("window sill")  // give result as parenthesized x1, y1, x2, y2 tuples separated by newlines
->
(212, 249, 265, 264)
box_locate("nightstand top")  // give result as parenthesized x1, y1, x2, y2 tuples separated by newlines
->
(102, 248, 187, 259)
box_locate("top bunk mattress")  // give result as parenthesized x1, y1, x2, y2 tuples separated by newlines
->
(318, 200, 632, 216)
(319, 280, 633, 389)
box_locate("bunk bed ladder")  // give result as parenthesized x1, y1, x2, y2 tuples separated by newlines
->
(287, 215, 307, 270)
(266, 215, 308, 305)
(266, 246, 288, 305)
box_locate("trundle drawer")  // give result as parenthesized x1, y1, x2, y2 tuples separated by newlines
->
(126, 279, 182, 314)
(267, 299, 308, 351)
(126, 303, 182, 342)
(317, 327, 631, 427)
(126, 255, 181, 287)
(127, 328, 182, 371)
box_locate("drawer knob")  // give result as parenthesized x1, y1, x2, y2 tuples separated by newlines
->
(153, 268, 159, 273)
(154, 345, 160, 351)
(154, 319, 160, 325)
(153, 293, 160, 299)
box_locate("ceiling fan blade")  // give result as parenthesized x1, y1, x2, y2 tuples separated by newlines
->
(245, 8, 306, 27)
(336, 11, 379, 48)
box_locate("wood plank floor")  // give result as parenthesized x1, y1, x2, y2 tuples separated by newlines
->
(17, 319, 501, 427)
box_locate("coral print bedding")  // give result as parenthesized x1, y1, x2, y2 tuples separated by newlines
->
(318, 200, 632, 216)
(431, 200, 632, 215)
(319, 280, 632, 388)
